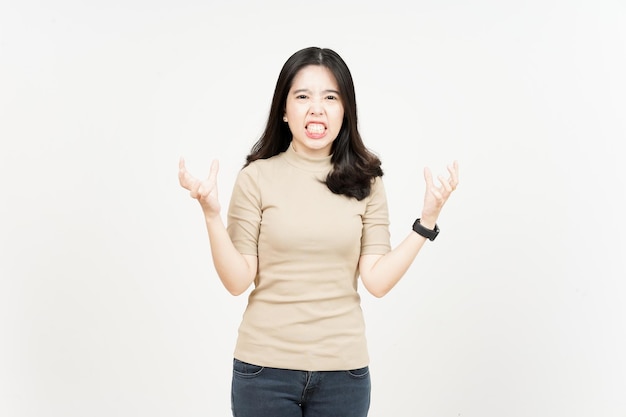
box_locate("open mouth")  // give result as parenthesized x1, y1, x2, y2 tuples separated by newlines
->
(306, 123, 326, 136)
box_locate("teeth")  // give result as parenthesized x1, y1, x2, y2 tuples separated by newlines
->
(307, 124, 325, 134)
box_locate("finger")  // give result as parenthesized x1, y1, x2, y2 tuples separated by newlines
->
(429, 187, 444, 202)
(198, 176, 218, 198)
(441, 162, 458, 190)
(209, 159, 220, 178)
(179, 167, 200, 192)
(190, 179, 203, 199)
(448, 160, 459, 187)
(179, 156, 194, 179)
(196, 176, 209, 195)
(197, 159, 220, 197)
(423, 167, 434, 189)
(437, 175, 453, 193)
(178, 158, 191, 188)
(180, 158, 203, 198)
(207, 159, 220, 188)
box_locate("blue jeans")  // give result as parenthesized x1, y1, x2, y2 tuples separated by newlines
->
(231, 358, 371, 417)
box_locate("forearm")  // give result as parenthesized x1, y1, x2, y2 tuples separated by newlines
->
(360, 231, 428, 297)
(204, 215, 256, 296)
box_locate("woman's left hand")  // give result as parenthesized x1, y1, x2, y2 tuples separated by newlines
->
(420, 160, 459, 227)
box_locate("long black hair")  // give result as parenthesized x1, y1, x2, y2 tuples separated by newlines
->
(245, 47, 383, 200)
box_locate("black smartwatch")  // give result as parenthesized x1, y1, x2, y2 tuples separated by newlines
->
(412, 218, 439, 241)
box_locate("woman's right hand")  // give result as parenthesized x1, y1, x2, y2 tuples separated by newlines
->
(178, 157, 221, 219)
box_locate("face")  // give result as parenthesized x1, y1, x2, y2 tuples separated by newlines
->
(284, 65, 345, 157)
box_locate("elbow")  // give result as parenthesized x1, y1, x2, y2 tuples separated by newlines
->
(217, 268, 254, 296)
(369, 287, 391, 298)
(225, 283, 249, 296)
(221, 276, 252, 296)
(362, 279, 391, 298)
(226, 288, 244, 296)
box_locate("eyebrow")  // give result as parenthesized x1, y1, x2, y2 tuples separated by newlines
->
(292, 88, 341, 95)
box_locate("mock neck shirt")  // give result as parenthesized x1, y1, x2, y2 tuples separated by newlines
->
(226, 143, 391, 371)
(283, 143, 332, 172)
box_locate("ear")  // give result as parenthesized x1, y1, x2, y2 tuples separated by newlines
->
(283, 116, 288, 122)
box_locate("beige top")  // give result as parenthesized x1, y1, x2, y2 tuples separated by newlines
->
(227, 144, 391, 371)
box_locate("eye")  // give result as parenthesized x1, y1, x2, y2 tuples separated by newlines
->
(296, 94, 308, 100)
(326, 95, 339, 101)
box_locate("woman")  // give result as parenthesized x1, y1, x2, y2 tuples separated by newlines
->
(179, 46, 459, 417)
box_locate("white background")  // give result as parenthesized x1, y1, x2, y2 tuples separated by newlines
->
(1, 0, 625, 416)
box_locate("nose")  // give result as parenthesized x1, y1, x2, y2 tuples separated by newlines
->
(309, 99, 324, 116)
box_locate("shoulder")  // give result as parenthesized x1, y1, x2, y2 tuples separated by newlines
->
(370, 175, 386, 194)
(242, 152, 287, 175)
(366, 175, 388, 204)
(245, 152, 286, 169)
(236, 152, 286, 185)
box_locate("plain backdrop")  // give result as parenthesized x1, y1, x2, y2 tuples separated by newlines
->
(1, 0, 625, 416)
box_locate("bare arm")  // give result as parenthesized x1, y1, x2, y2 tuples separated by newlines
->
(179, 158, 257, 295)
(360, 161, 459, 298)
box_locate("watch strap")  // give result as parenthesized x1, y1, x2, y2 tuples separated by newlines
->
(412, 218, 439, 241)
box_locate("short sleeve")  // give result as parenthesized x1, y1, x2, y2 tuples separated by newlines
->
(227, 164, 261, 256)
(360, 176, 392, 255)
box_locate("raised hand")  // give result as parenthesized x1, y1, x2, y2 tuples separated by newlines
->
(421, 160, 459, 225)
(178, 157, 221, 219)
